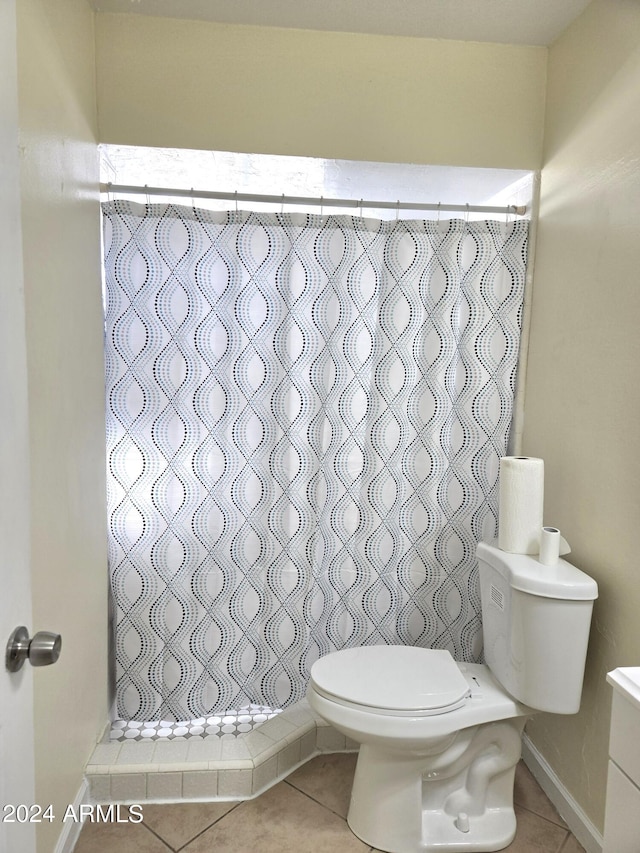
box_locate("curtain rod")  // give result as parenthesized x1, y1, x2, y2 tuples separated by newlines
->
(100, 183, 528, 217)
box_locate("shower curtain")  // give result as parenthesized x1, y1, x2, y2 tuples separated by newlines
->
(102, 201, 528, 721)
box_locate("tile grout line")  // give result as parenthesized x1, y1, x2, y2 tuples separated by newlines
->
(515, 801, 571, 832)
(135, 818, 174, 852)
(172, 802, 244, 853)
(283, 777, 350, 822)
(558, 831, 580, 853)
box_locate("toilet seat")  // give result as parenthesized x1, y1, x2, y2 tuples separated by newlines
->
(310, 646, 471, 716)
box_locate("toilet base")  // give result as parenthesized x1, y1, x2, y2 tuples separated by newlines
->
(351, 805, 517, 853)
(347, 718, 526, 853)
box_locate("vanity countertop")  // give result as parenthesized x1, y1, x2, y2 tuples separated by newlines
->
(607, 667, 640, 711)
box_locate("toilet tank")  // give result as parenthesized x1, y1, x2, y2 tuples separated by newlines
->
(478, 540, 598, 714)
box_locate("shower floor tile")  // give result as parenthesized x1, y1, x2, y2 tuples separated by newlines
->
(75, 755, 586, 853)
(108, 704, 282, 742)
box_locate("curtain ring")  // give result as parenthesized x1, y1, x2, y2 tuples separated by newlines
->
(359, 198, 364, 218)
(235, 190, 238, 213)
(437, 202, 441, 224)
(191, 187, 196, 215)
(145, 184, 151, 208)
(505, 204, 513, 227)
(281, 193, 285, 214)
(107, 181, 114, 209)
(465, 203, 470, 224)
(395, 200, 400, 222)
(320, 196, 324, 217)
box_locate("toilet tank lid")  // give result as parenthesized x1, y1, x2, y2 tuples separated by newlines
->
(478, 540, 598, 601)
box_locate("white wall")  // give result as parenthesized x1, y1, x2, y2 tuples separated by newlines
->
(523, 0, 640, 833)
(95, 13, 547, 170)
(16, 2, 108, 851)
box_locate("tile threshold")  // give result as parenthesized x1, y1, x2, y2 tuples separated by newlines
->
(86, 698, 356, 803)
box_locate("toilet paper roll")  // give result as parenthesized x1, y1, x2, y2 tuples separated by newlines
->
(538, 526, 571, 565)
(539, 526, 561, 566)
(498, 456, 544, 554)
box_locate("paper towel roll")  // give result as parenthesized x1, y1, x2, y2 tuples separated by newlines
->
(498, 456, 544, 554)
(539, 526, 560, 566)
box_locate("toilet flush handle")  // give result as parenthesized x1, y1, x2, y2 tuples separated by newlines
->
(5, 626, 62, 672)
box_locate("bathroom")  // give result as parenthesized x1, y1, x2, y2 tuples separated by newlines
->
(1, 0, 638, 851)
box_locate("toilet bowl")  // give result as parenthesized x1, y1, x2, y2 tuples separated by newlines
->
(309, 649, 530, 852)
(307, 541, 598, 853)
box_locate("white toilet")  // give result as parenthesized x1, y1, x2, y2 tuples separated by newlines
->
(307, 540, 598, 853)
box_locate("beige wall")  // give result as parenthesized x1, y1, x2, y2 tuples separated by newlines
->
(16, 2, 108, 851)
(523, 0, 640, 833)
(95, 13, 547, 170)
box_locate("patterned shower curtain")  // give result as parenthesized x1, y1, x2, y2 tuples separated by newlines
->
(102, 200, 528, 721)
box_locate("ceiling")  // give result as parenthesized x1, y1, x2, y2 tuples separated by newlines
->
(88, 0, 592, 47)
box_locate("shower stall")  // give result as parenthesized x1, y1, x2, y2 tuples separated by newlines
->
(100, 155, 531, 729)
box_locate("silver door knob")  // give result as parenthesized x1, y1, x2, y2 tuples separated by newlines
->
(5, 626, 62, 672)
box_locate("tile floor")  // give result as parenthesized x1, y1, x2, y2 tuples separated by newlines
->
(74, 753, 586, 853)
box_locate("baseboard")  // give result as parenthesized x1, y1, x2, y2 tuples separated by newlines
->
(521, 734, 603, 853)
(53, 778, 90, 853)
